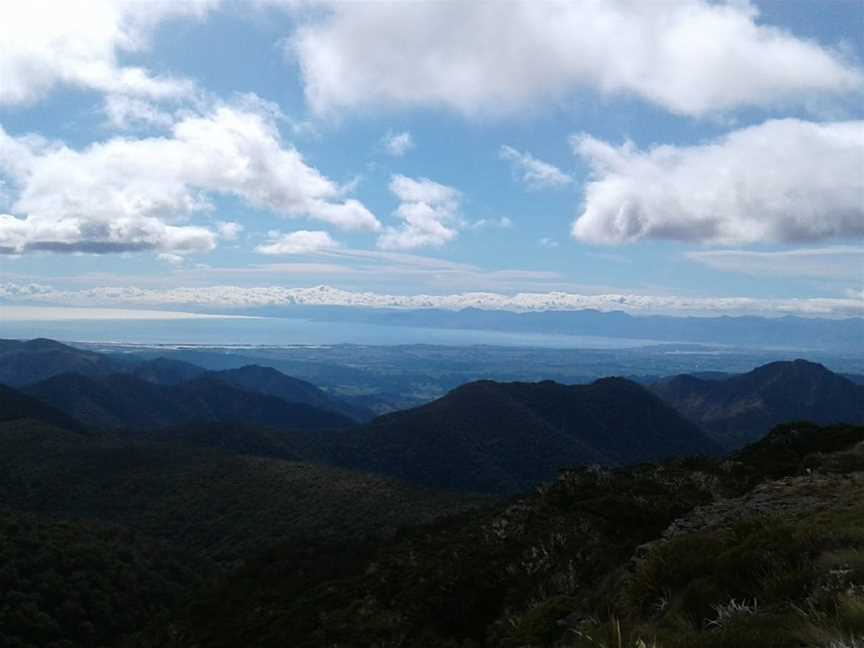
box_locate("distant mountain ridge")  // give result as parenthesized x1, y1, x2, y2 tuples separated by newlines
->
(0, 337, 129, 385)
(247, 305, 864, 352)
(651, 359, 864, 449)
(23, 372, 354, 431)
(211, 365, 373, 422)
(0, 337, 372, 422)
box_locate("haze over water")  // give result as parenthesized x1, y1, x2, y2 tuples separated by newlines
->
(0, 316, 663, 349)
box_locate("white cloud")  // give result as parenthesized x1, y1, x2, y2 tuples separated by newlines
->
(256, 230, 340, 255)
(468, 217, 513, 230)
(217, 221, 244, 241)
(101, 95, 177, 130)
(381, 131, 414, 157)
(0, 102, 379, 254)
(687, 246, 864, 281)
(287, 0, 862, 118)
(571, 119, 864, 245)
(0, 0, 217, 106)
(499, 145, 571, 190)
(4, 282, 862, 318)
(539, 238, 559, 249)
(156, 253, 186, 266)
(378, 175, 460, 250)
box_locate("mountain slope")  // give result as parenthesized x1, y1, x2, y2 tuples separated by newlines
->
(0, 509, 208, 648)
(651, 359, 864, 449)
(135, 423, 864, 648)
(211, 365, 374, 422)
(0, 337, 126, 386)
(312, 377, 719, 494)
(0, 381, 84, 431)
(22, 372, 355, 430)
(0, 418, 482, 563)
(128, 356, 208, 384)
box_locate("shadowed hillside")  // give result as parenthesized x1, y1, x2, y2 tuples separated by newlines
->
(0, 381, 85, 432)
(0, 418, 479, 562)
(22, 372, 355, 430)
(305, 377, 720, 494)
(132, 423, 864, 648)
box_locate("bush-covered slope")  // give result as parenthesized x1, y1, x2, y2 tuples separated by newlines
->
(0, 419, 482, 563)
(132, 423, 864, 648)
(0, 509, 208, 648)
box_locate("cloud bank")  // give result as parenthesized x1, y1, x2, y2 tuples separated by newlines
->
(288, 0, 861, 117)
(2, 282, 861, 318)
(571, 119, 864, 245)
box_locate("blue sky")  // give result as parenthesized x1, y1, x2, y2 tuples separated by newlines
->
(0, 0, 862, 318)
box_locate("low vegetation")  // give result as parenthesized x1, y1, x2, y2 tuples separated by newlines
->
(130, 424, 864, 647)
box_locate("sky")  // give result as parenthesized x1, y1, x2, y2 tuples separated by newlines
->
(0, 0, 862, 319)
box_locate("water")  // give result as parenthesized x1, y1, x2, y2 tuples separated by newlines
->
(0, 315, 666, 349)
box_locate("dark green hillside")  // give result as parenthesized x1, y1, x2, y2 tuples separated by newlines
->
(311, 378, 719, 494)
(651, 359, 864, 449)
(0, 382, 84, 432)
(0, 509, 207, 648)
(132, 423, 864, 648)
(0, 419, 482, 563)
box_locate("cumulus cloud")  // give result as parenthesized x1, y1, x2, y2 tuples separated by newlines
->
(0, 103, 379, 254)
(256, 230, 340, 255)
(381, 131, 414, 156)
(287, 0, 862, 118)
(687, 246, 864, 281)
(0, 0, 217, 106)
(378, 175, 461, 250)
(499, 145, 571, 190)
(4, 282, 861, 318)
(571, 119, 864, 245)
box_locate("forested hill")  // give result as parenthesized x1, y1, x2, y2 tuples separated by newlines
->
(306, 377, 720, 493)
(651, 359, 864, 449)
(132, 422, 864, 648)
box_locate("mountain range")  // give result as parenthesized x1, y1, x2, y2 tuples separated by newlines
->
(0, 338, 374, 425)
(2, 336, 864, 647)
(22, 372, 355, 430)
(2, 338, 863, 493)
(250, 303, 864, 352)
(650, 359, 864, 449)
